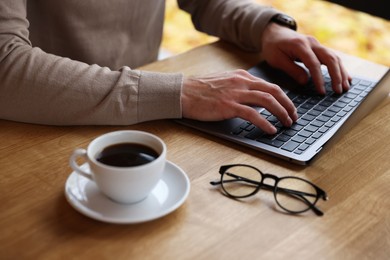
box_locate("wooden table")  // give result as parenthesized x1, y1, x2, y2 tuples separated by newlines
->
(1, 41, 389, 259)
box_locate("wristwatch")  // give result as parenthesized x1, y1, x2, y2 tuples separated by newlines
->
(270, 14, 297, 31)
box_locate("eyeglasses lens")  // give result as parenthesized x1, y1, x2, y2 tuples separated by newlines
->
(221, 165, 262, 197)
(275, 178, 318, 213)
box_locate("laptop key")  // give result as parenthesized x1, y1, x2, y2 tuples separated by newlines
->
(359, 80, 372, 87)
(257, 138, 284, 148)
(296, 118, 310, 126)
(282, 129, 298, 136)
(350, 78, 360, 86)
(292, 135, 306, 143)
(297, 107, 309, 116)
(305, 138, 316, 145)
(282, 140, 300, 152)
(302, 114, 316, 121)
(245, 127, 265, 140)
(260, 110, 272, 117)
(232, 127, 243, 135)
(329, 106, 342, 113)
(311, 120, 325, 128)
(276, 134, 291, 142)
(323, 111, 336, 118)
(318, 126, 330, 133)
(304, 125, 318, 133)
(317, 115, 331, 122)
(298, 143, 310, 151)
(343, 106, 354, 112)
(312, 132, 323, 139)
(298, 130, 312, 138)
(334, 101, 348, 108)
(290, 124, 303, 131)
(325, 121, 335, 128)
(313, 105, 327, 112)
(308, 109, 321, 117)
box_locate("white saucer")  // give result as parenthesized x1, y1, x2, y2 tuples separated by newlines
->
(65, 161, 190, 224)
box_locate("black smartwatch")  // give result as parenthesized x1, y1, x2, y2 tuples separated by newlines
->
(270, 14, 297, 31)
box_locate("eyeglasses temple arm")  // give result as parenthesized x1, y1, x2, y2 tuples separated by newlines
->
(210, 180, 222, 185)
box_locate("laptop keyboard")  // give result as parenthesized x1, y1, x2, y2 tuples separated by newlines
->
(232, 71, 376, 155)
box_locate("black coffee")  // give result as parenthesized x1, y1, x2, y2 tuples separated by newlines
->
(96, 143, 159, 167)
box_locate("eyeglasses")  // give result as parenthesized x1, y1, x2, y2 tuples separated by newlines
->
(210, 164, 328, 216)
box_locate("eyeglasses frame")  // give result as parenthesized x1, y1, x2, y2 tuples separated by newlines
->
(210, 164, 328, 216)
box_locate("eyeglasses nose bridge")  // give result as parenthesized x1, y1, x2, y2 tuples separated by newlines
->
(262, 173, 279, 183)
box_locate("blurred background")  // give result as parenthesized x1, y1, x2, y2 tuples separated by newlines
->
(161, 0, 390, 67)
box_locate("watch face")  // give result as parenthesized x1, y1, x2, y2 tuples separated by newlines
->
(272, 14, 297, 31)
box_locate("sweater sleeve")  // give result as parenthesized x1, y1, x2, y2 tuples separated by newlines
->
(177, 0, 280, 52)
(0, 0, 182, 125)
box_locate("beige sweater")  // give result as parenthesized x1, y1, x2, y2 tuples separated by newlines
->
(0, 0, 279, 125)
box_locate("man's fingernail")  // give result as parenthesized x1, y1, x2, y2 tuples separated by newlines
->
(293, 111, 298, 121)
(337, 84, 343, 94)
(286, 117, 293, 126)
(269, 126, 277, 134)
(344, 80, 350, 90)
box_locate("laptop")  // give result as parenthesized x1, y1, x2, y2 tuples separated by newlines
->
(177, 62, 390, 165)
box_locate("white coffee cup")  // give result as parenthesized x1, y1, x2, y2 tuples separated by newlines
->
(69, 130, 166, 204)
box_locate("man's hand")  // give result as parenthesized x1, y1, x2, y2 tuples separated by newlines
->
(262, 23, 351, 95)
(181, 69, 298, 135)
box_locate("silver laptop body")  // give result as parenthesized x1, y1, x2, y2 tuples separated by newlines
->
(177, 62, 390, 165)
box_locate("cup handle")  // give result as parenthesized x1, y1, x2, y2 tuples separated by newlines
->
(69, 148, 93, 181)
